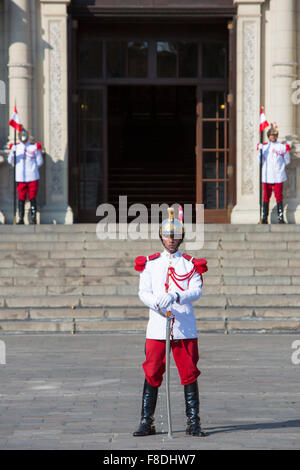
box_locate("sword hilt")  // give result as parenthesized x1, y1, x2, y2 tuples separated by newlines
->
(166, 310, 175, 319)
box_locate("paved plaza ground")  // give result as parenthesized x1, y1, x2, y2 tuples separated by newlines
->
(0, 332, 299, 451)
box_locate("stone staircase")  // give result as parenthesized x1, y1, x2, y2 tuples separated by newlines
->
(0, 224, 300, 334)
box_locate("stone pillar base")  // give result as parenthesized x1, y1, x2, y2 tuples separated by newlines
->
(231, 205, 260, 224)
(40, 204, 73, 225)
(231, 200, 300, 224)
(284, 201, 300, 224)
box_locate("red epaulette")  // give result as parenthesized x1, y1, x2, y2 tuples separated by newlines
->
(182, 254, 208, 275)
(286, 143, 291, 152)
(9, 142, 20, 149)
(36, 142, 42, 150)
(134, 253, 160, 272)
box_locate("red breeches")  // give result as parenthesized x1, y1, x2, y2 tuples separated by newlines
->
(143, 338, 201, 387)
(263, 182, 283, 203)
(17, 180, 39, 201)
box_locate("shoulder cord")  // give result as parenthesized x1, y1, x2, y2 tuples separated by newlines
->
(166, 266, 197, 292)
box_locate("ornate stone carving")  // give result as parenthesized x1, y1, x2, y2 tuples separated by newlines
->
(49, 20, 63, 196)
(242, 21, 256, 195)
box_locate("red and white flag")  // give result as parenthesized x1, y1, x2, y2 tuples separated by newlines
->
(8, 106, 22, 133)
(259, 106, 269, 133)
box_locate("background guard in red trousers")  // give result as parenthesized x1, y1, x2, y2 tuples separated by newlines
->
(133, 207, 207, 437)
(257, 123, 291, 224)
(8, 127, 43, 225)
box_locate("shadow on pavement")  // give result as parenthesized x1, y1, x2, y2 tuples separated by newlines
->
(205, 419, 300, 436)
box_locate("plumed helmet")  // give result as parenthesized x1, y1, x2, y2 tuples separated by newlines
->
(160, 206, 184, 239)
(267, 122, 279, 137)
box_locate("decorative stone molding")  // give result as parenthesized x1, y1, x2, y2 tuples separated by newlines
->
(40, 0, 73, 223)
(242, 21, 256, 196)
(49, 20, 63, 196)
(231, 1, 262, 223)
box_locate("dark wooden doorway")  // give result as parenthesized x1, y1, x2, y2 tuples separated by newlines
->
(107, 85, 196, 215)
(69, 20, 236, 223)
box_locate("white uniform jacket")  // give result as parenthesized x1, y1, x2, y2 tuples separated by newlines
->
(138, 250, 202, 340)
(257, 141, 290, 184)
(8, 142, 43, 182)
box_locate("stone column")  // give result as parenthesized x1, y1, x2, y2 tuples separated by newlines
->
(39, 0, 73, 224)
(231, 0, 265, 223)
(271, 0, 297, 137)
(0, 0, 33, 223)
(8, 0, 32, 136)
(269, 0, 299, 223)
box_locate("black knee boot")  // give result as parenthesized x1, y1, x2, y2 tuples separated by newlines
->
(17, 200, 25, 225)
(30, 198, 37, 224)
(277, 201, 285, 224)
(184, 381, 206, 437)
(262, 201, 269, 224)
(133, 379, 158, 437)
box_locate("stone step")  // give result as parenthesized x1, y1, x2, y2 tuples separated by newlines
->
(2, 306, 300, 322)
(2, 230, 299, 246)
(226, 294, 300, 307)
(3, 272, 300, 286)
(1, 293, 300, 310)
(0, 256, 294, 269)
(0, 294, 228, 308)
(2, 222, 300, 232)
(5, 282, 300, 297)
(0, 317, 299, 334)
(0, 241, 300, 254)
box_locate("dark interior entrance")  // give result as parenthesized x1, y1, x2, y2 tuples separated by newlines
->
(70, 19, 235, 223)
(107, 85, 196, 216)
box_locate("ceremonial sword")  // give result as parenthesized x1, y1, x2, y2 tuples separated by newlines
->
(157, 306, 175, 439)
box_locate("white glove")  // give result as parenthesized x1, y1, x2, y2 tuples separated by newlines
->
(155, 293, 177, 310)
(258, 143, 263, 151)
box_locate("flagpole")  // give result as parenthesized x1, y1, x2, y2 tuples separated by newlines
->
(259, 106, 268, 224)
(13, 128, 16, 225)
(259, 131, 263, 224)
(9, 103, 21, 224)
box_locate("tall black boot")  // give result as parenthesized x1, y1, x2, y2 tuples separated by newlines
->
(262, 201, 269, 224)
(133, 379, 158, 437)
(277, 201, 285, 224)
(184, 381, 206, 437)
(30, 198, 37, 224)
(17, 199, 25, 225)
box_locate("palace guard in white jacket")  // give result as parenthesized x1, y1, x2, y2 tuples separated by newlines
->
(258, 123, 290, 223)
(133, 207, 207, 437)
(8, 127, 43, 224)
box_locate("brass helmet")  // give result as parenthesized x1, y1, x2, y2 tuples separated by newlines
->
(160, 206, 184, 239)
(267, 122, 279, 138)
(18, 126, 29, 143)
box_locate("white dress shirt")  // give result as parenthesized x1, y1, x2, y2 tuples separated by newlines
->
(8, 142, 43, 182)
(257, 141, 290, 184)
(138, 249, 202, 340)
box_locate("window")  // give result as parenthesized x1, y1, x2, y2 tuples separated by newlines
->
(202, 42, 227, 78)
(157, 41, 198, 78)
(78, 38, 103, 79)
(107, 41, 148, 78)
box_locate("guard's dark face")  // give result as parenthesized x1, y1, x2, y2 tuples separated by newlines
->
(20, 130, 29, 143)
(161, 235, 182, 254)
(269, 134, 278, 142)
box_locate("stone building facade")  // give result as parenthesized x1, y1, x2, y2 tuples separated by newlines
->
(0, 0, 300, 224)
